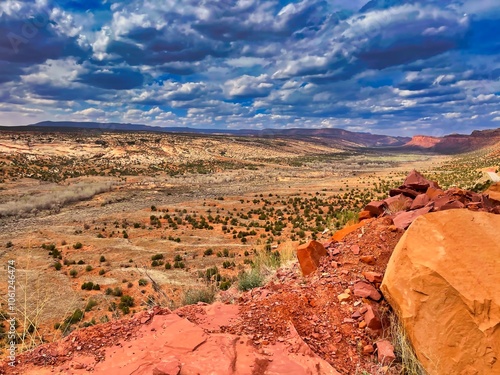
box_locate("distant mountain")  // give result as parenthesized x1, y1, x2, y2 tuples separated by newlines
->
(6, 121, 411, 148)
(404, 128, 500, 153)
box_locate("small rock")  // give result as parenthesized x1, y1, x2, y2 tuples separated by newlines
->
(363, 305, 382, 330)
(360, 255, 376, 265)
(353, 281, 382, 301)
(337, 293, 351, 302)
(351, 245, 360, 255)
(376, 340, 396, 365)
(362, 344, 374, 355)
(362, 271, 383, 283)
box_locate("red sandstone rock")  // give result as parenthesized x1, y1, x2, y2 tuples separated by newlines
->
(403, 170, 440, 192)
(351, 245, 360, 255)
(426, 186, 445, 200)
(362, 345, 374, 356)
(152, 357, 181, 375)
(297, 240, 327, 276)
(392, 205, 433, 229)
(364, 201, 386, 216)
(410, 194, 430, 210)
(353, 281, 381, 301)
(389, 187, 420, 198)
(438, 200, 465, 210)
(376, 340, 396, 365)
(362, 271, 383, 283)
(358, 210, 373, 221)
(363, 305, 382, 330)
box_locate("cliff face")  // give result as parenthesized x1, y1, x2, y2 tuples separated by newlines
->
(405, 135, 440, 149)
(404, 128, 500, 153)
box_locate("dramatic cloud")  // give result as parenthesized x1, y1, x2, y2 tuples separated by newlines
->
(0, 0, 499, 135)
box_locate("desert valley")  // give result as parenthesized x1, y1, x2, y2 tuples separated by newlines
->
(0, 125, 499, 375)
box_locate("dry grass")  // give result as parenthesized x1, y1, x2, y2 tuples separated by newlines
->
(0, 181, 114, 217)
(389, 313, 427, 375)
(385, 195, 410, 215)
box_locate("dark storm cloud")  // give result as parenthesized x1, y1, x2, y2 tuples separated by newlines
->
(0, 13, 88, 68)
(0, 0, 499, 135)
(78, 67, 145, 90)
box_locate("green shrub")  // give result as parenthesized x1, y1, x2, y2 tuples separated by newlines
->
(69, 269, 78, 278)
(64, 309, 84, 325)
(138, 279, 148, 286)
(203, 248, 213, 256)
(73, 242, 83, 249)
(85, 265, 93, 272)
(99, 256, 106, 262)
(151, 254, 164, 261)
(81, 282, 94, 290)
(238, 268, 263, 291)
(54, 262, 62, 271)
(85, 299, 98, 312)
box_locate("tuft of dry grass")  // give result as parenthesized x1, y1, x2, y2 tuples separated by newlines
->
(389, 313, 427, 375)
(385, 195, 410, 215)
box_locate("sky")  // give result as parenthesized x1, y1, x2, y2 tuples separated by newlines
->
(0, 0, 499, 136)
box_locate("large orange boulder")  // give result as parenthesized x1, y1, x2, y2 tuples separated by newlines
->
(381, 210, 500, 375)
(296, 240, 327, 276)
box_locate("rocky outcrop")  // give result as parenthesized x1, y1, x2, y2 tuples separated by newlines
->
(5, 303, 339, 375)
(404, 128, 500, 153)
(381, 210, 500, 375)
(360, 170, 500, 229)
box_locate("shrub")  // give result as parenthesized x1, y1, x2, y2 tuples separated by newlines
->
(73, 242, 83, 249)
(85, 299, 98, 312)
(174, 254, 182, 262)
(99, 269, 105, 275)
(99, 256, 106, 262)
(64, 309, 84, 325)
(54, 262, 62, 271)
(182, 287, 216, 305)
(151, 254, 164, 261)
(203, 248, 213, 256)
(165, 262, 172, 269)
(138, 279, 148, 286)
(6, 241, 13, 248)
(77, 260, 85, 265)
(238, 268, 263, 291)
(69, 269, 78, 278)
(85, 265, 93, 272)
(81, 282, 94, 290)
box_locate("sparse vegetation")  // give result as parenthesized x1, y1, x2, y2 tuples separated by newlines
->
(182, 286, 216, 305)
